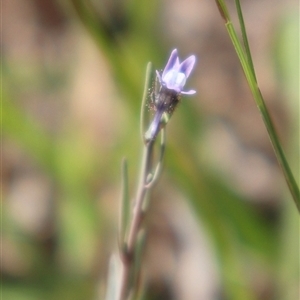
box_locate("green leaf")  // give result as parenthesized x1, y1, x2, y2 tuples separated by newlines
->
(119, 158, 130, 248)
(140, 62, 154, 142)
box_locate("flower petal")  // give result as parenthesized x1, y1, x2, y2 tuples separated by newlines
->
(162, 49, 178, 78)
(163, 70, 186, 91)
(158, 49, 196, 94)
(181, 89, 196, 95)
(179, 55, 196, 78)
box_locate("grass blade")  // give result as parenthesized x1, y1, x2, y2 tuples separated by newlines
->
(215, 0, 300, 211)
(234, 0, 256, 79)
(119, 158, 130, 249)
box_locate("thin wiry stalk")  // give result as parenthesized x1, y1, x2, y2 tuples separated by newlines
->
(118, 139, 154, 300)
(215, 0, 300, 211)
(118, 64, 158, 300)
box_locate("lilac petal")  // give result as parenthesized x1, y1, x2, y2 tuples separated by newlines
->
(174, 57, 180, 70)
(163, 70, 186, 91)
(162, 49, 178, 78)
(179, 55, 196, 78)
(181, 89, 196, 95)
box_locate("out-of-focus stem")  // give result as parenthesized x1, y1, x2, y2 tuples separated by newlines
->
(215, 0, 300, 212)
(118, 140, 154, 300)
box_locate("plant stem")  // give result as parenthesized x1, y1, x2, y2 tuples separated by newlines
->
(215, 0, 300, 211)
(118, 140, 154, 300)
(225, 21, 300, 212)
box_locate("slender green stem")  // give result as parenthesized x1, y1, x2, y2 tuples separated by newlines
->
(118, 63, 164, 299)
(225, 23, 300, 212)
(119, 158, 130, 251)
(127, 141, 154, 252)
(144, 128, 166, 189)
(118, 139, 154, 300)
(215, 0, 300, 211)
(234, 0, 256, 79)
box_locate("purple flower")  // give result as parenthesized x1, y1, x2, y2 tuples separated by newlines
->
(145, 49, 196, 142)
(156, 49, 196, 95)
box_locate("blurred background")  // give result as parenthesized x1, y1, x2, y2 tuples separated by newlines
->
(2, 0, 299, 299)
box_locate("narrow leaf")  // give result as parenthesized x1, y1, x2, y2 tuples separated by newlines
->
(216, 1, 300, 211)
(234, 0, 257, 80)
(119, 158, 130, 250)
(140, 62, 154, 143)
(215, 0, 230, 22)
